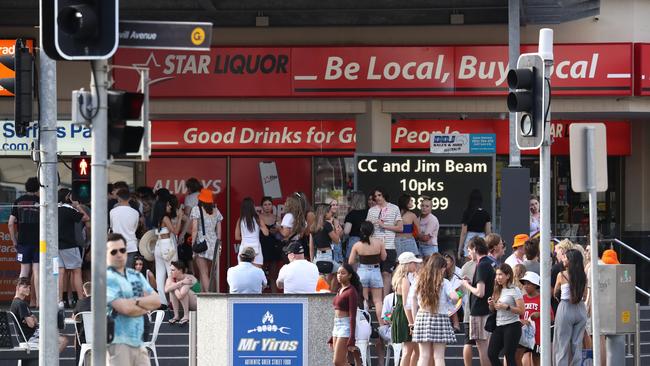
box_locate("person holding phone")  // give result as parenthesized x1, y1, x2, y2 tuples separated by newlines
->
(487, 264, 525, 366)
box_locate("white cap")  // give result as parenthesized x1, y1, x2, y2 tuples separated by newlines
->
(398, 251, 422, 264)
(521, 271, 541, 287)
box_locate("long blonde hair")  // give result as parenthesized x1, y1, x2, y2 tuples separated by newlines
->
(416, 254, 447, 312)
(284, 195, 305, 239)
(392, 264, 408, 293)
(310, 204, 330, 234)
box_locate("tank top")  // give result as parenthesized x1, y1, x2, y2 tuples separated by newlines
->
(359, 254, 381, 265)
(240, 219, 260, 245)
(560, 283, 571, 301)
(402, 223, 414, 234)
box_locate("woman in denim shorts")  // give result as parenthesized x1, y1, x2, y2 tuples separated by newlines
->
(349, 221, 387, 323)
(395, 194, 420, 257)
(309, 204, 342, 288)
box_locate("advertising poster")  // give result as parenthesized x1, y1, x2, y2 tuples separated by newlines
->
(0, 224, 21, 302)
(231, 300, 307, 366)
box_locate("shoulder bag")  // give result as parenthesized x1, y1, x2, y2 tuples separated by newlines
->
(192, 208, 209, 254)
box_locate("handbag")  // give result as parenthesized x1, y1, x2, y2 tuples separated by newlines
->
(316, 261, 334, 274)
(178, 234, 194, 262)
(484, 311, 497, 332)
(192, 207, 209, 254)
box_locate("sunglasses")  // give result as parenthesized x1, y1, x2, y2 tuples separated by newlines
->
(110, 248, 127, 256)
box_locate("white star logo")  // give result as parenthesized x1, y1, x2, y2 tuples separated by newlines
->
(132, 52, 174, 86)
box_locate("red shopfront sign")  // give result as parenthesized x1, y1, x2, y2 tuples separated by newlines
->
(113, 44, 633, 97)
(635, 44, 650, 96)
(151, 119, 630, 156)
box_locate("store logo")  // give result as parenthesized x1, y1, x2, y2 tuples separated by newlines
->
(247, 311, 291, 335)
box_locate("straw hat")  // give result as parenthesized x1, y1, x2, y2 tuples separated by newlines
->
(198, 188, 214, 204)
(138, 229, 157, 262)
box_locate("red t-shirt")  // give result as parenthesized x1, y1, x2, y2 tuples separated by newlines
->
(522, 294, 554, 345)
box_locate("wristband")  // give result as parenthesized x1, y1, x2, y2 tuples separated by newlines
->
(456, 290, 463, 298)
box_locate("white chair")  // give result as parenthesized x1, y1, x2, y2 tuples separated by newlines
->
(355, 339, 372, 366)
(74, 311, 93, 366)
(384, 342, 402, 366)
(144, 310, 165, 366)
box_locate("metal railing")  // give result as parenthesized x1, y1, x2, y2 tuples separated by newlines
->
(600, 238, 650, 305)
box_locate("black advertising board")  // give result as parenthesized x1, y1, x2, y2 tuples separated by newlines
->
(355, 154, 495, 226)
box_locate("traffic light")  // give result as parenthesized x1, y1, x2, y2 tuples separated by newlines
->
(72, 155, 91, 204)
(41, 0, 119, 60)
(107, 90, 145, 157)
(507, 53, 547, 150)
(0, 39, 34, 137)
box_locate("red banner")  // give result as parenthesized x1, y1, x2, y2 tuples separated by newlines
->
(635, 44, 650, 96)
(0, 224, 21, 302)
(113, 43, 633, 97)
(151, 119, 630, 156)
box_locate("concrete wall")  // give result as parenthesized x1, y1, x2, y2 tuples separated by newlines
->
(196, 293, 335, 366)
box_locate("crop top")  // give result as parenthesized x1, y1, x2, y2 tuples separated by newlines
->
(332, 285, 358, 346)
(313, 221, 334, 249)
(359, 254, 382, 265)
(402, 223, 414, 234)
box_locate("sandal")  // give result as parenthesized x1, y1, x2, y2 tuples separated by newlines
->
(177, 318, 189, 326)
(168, 318, 180, 324)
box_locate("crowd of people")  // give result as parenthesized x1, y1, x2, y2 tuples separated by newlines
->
(6, 175, 618, 365)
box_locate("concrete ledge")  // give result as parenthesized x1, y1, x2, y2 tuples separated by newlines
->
(197, 293, 335, 366)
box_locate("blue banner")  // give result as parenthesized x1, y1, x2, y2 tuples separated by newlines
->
(231, 301, 306, 366)
(469, 133, 496, 153)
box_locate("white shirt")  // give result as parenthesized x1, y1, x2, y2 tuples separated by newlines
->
(109, 205, 140, 253)
(227, 262, 267, 294)
(281, 213, 294, 228)
(366, 203, 402, 250)
(414, 277, 454, 314)
(276, 259, 319, 294)
(505, 252, 525, 268)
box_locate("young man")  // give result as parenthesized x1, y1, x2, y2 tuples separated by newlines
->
(460, 254, 477, 366)
(485, 233, 505, 269)
(106, 233, 160, 366)
(276, 241, 319, 294)
(8, 177, 40, 306)
(461, 236, 495, 366)
(58, 188, 90, 309)
(417, 197, 440, 258)
(366, 187, 403, 292)
(110, 189, 141, 268)
(11, 277, 68, 352)
(227, 247, 267, 294)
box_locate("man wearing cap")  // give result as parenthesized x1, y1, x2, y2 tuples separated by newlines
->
(277, 241, 319, 294)
(227, 247, 267, 294)
(505, 234, 528, 268)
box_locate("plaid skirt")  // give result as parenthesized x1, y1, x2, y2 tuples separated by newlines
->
(412, 311, 457, 344)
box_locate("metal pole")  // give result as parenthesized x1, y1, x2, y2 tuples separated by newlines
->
(189, 311, 197, 366)
(586, 127, 602, 366)
(37, 44, 59, 366)
(90, 59, 109, 366)
(141, 68, 150, 161)
(635, 303, 641, 366)
(508, 0, 521, 167)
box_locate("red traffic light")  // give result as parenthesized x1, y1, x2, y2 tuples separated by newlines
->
(72, 156, 91, 180)
(108, 90, 144, 121)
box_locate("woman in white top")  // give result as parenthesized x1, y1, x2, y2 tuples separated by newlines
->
(235, 197, 269, 267)
(487, 264, 525, 366)
(411, 254, 458, 366)
(191, 189, 223, 292)
(152, 196, 184, 306)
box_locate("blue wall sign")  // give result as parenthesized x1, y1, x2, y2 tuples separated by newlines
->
(231, 301, 306, 366)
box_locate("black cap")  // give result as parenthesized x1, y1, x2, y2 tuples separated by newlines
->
(284, 241, 304, 255)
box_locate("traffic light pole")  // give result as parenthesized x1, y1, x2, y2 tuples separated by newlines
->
(38, 44, 59, 366)
(90, 59, 109, 366)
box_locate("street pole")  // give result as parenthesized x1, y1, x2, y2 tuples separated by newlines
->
(586, 127, 602, 366)
(508, 0, 521, 168)
(38, 44, 59, 366)
(90, 59, 109, 366)
(538, 28, 554, 366)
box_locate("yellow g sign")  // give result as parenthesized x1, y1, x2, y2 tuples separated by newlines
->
(191, 27, 206, 46)
(621, 310, 630, 324)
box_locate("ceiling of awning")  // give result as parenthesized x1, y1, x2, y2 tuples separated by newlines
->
(1, 0, 600, 27)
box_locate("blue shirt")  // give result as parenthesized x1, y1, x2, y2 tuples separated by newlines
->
(227, 262, 267, 294)
(107, 267, 155, 347)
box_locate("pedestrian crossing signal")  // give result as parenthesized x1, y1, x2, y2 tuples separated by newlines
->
(72, 155, 91, 203)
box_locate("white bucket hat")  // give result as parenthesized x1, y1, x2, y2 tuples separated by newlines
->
(520, 271, 541, 287)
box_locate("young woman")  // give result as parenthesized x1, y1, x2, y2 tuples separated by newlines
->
(487, 264, 525, 366)
(133, 255, 157, 291)
(391, 252, 422, 366)
(348, 221, 387, 323)
(326, 199, 345, 267)
(280, 194, 307, 252)
(396, 194, 420, 257)
(310, 204, 342, 286)
(529, 195, 540, 237)
(164, 261, 197, 325)
(411, 254, 458, 366)
(343, 191, 369, 260)
(259, 196, 283, 292)
(553, 249, 588, 366)
(152, 195, 184, 306)
(191, 188, 223, 292)
(458, 189, 492, 262)
(235, 197, 269, 268)
(443, 252, 463, 331)
(330, 263, 361, 366)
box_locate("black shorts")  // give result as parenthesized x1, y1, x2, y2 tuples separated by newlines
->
(16, 243, 39, 264)
(380, 249, 397, 273)
(463, 322, 476, 345)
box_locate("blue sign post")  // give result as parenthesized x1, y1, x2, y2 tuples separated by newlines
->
(231, 300, 307, 366)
